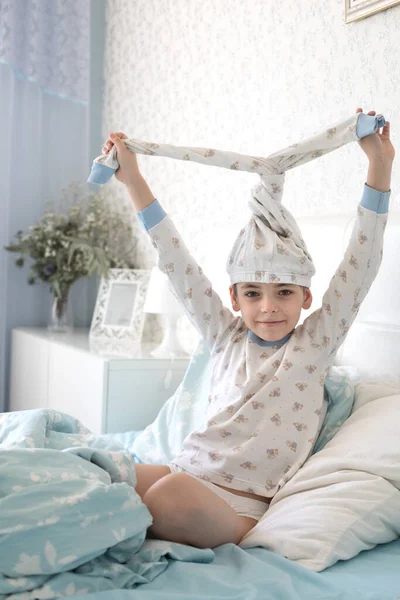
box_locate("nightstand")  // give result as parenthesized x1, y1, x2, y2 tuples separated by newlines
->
(9, 327, 190, 434)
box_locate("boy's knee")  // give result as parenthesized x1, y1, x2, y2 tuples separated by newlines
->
(143, 473, 201, 543)
(143, 472, 197, 524)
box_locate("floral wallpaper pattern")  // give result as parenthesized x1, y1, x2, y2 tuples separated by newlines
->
(102, 0, 399, 349)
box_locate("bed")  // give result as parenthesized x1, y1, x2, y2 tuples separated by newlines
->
(1, 213, 400, 600)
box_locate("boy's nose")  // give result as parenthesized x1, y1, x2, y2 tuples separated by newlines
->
(260, 298, 279, 313)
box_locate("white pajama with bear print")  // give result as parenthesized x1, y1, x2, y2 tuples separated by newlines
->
(138, 184, 389, 499)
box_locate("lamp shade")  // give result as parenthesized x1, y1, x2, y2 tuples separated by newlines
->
(143, 267, 184, 315)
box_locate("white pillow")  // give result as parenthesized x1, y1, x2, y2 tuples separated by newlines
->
(240, 382, 400, 571)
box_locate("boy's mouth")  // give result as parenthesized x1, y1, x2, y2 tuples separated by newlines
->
(257, 320, 284, 327)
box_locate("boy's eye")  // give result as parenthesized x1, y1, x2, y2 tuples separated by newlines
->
(244, 289, 293, 298)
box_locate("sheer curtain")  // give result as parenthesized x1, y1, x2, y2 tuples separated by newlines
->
(0, 0, 104, 411)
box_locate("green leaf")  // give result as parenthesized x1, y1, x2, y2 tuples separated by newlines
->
(5, 244, 22, 253)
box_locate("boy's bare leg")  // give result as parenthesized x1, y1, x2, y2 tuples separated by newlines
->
(135, 463, 171, 498)
(142, 472, 257, 548)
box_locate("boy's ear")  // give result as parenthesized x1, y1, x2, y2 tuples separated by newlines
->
(302, 288, 313, 310)
(229, 286, 241, 312)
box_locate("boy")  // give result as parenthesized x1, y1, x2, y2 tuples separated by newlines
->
(101, 108, 394, 549)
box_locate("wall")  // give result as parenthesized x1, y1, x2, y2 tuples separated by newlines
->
(103, 0, 399, 352)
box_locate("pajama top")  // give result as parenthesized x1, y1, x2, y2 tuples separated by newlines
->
(138, 185, 390, 498)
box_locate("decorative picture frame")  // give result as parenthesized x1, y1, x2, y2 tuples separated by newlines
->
(345, 0, 400, 23)
(89, 268, 150, 356)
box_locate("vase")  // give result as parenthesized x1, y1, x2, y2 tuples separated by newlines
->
(48, 289, 73, 333)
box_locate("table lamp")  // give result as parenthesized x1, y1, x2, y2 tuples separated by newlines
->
(143, 267, 189, 358)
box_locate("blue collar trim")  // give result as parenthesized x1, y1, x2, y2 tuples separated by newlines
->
(247, 329, 292, 347)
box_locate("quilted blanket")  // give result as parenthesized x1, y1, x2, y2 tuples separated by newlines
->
(0, 409, 213, 599)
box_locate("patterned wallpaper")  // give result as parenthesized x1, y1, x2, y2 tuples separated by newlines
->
(102, 0, 399, 350)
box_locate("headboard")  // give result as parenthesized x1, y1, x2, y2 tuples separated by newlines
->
(297, 212, 400, 378)
(206, 209, 400, 378)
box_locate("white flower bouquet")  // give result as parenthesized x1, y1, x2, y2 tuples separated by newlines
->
(5, 184, 137, 310)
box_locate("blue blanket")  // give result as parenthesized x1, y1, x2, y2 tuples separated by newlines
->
(2, 409, 400, 600)
(0, 409, 213, 599)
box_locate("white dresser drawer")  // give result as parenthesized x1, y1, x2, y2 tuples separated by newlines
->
(9, 328, 190, 435)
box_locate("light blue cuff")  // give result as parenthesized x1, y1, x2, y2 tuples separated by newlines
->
(361, 184, 390, 214)
(356, 113, 386, 139)
(87, 162, 116, 184)
(137, 199, 167, 231)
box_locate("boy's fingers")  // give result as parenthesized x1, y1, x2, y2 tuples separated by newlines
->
(381, 121, 391, 138)
(101, 132, 127, 154)
(109, 132, 128, 141)
(109, 133, 126, 150)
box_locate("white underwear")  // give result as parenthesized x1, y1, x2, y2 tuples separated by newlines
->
(169, 463, 268, 522)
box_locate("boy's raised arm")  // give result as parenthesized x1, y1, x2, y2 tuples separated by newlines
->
(103, 132, 237, 350)
(299, 112, 394, 359)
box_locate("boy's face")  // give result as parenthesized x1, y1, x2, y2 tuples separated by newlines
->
(229, 282, 312, 342)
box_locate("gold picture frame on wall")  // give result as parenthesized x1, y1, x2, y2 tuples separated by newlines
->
(345, 0, 400, 22)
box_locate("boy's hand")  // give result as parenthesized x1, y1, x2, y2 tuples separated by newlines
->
(356, 108, 395, 165)
(102, 132, 155, 212)
(102, 132, 141, 187)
